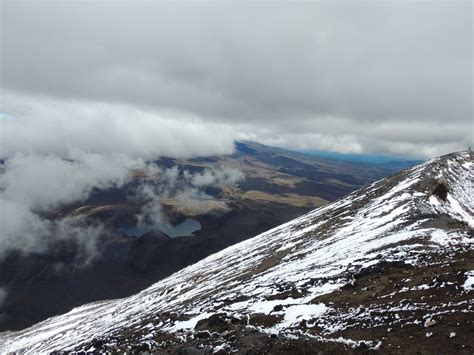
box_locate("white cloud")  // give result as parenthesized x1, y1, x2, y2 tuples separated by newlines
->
(132, 165, 244, 230)
(0, 152, 143, 210)
(0, 151, 142, 260)
(186, 167, 245, 188)
(0, 196, 106, 264)
(0, 91, 236, 160)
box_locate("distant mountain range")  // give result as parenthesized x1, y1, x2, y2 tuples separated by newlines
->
(1, 151, 471, 353)
(297, 147, 422, 167)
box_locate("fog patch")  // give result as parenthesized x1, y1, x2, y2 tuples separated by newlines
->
(131, 165, 244, 233)
(185, 167, 245, 188)
(0, 199, 108, 265)
(0, 152, 142, 262)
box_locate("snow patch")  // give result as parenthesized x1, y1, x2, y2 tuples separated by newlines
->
(172, 312, 213, 331)
(277, 303, 328, 329)
(463, 271, 474, 291)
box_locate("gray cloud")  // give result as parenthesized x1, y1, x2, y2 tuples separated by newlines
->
(1, 1, 472, 158)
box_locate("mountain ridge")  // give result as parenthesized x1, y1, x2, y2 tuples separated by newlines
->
(0, 151, 472, 353)
(0, 140, 406, 333)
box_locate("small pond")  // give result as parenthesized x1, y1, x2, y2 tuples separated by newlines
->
(119, 219, 201, 238)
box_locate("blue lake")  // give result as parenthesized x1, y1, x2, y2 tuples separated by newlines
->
(119, 219, 201, 238)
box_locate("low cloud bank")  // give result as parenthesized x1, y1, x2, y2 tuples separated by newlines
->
(0, 92, 236, 160)
(3, 91, 469, 160)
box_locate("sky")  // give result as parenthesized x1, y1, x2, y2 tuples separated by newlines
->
(0, 0, 472, 160)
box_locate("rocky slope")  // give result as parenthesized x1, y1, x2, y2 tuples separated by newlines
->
(0, 141, 408, 332)
(0, 151, 472, 353)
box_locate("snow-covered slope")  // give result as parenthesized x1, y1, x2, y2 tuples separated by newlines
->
(1, 151, 472, 353)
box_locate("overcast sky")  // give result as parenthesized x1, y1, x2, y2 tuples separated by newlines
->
(1, 0, 472, 159)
